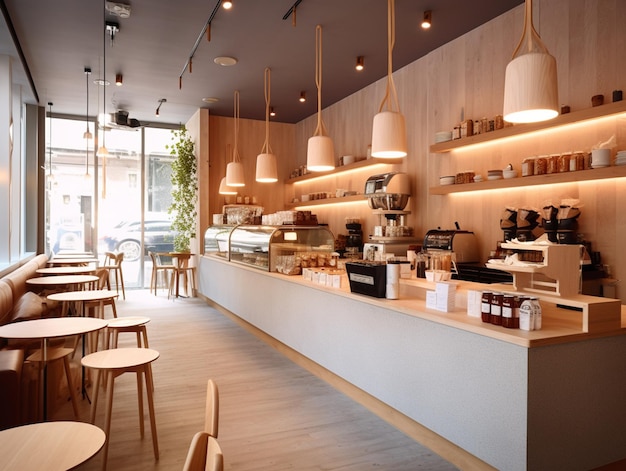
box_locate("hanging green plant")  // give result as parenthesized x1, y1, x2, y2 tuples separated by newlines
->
(167, 125, 198, 252)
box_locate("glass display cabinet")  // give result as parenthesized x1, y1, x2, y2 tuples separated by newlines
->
(228, 225, 335, 272)
(203, 225, 235, 258)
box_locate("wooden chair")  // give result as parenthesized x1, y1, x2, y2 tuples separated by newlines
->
(205, 379, 219, 438)
(149, 251, 174, 295)
(84, 268, 118, 319)
(103, 252, 125, 300)
(169, 253, 196, 298)
(182, 431, 223, 471)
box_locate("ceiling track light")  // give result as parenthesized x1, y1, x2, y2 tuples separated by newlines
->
(421, 10, 432, 29)
(299, 91, 306, 102)
(356, 56, 364, 71)
(269, 107, 276, 117)
(282, 0, 303, 27)
(115, 73, 123, 86)
(155, 98, 166, 117)
(179, 0, 223, 89)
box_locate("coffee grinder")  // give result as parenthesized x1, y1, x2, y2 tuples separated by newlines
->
(345, 218, 363, 258)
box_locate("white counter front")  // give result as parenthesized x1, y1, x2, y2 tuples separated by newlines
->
(198, 255, 626, 471)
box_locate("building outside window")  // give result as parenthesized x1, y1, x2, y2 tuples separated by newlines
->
(46, 117, 176, 288)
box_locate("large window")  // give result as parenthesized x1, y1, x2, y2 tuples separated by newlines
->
(46, 117, 175, 288)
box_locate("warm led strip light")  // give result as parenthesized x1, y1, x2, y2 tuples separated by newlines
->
(293, 200, 368, 211)
(292, 163, 389, 185)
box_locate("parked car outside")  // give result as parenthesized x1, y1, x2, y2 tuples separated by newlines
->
(100, 218, 175, 261)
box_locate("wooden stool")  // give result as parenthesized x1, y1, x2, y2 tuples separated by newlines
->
(27, 346, 80, 420)
(82, 348, 159, 470)
(105, 316, 150, 349)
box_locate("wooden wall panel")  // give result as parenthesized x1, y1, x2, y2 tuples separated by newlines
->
(206, 115, 295, 222)
(289, 0, 626, 301)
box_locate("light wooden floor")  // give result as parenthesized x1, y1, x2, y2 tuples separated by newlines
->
(50, 289, 458, 471)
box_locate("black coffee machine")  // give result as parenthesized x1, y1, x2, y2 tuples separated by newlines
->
(345, 219, 363, 257)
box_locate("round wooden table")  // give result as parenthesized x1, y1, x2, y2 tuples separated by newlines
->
(47, 257, 99, 266)
(26, 274, 99, 289)
(82, 348, 160, 469)
(36, 266, 96, 275)
(0, 317, 107, 419)
(0, 421, 105, 470)
(47, 289, 119, 318)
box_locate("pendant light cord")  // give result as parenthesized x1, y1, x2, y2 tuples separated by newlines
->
(378, 0, 400, 114)
(313, 24, 328, 137)
(511, 0, 549, 58)
(232, 90, 241, 163)
(261, 67, 273, 154)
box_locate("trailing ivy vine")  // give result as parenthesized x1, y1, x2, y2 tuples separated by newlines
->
(167, 125, 198, 252)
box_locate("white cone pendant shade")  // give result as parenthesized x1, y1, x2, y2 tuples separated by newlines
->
(96, 145, 109, 157)
(503, 52, 558, 123)
(306, 25, 336, 173)
(371, 111, 407, 158)
(502, 0, 558, 124)
(307, 135, 335, 172)
(256, 153, 278, 182)
(256, 68, 279, 183)
(371, 0, 407, 159)
(218, 176, 238, 195)
(225, 161, 245, 187)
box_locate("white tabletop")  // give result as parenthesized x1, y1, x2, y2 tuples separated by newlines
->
(0, 317, 107, 340)
(36, 266, 96, 275)
(107, 316, 151, 328)
(26, 274, 98, 286)
(47, 289, 119, 303)
(82, 347, 160, 370)
(47, 258, 99, 266)
(0, 421, 105, 470)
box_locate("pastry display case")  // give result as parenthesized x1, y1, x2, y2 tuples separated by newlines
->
(228, 225, 335, 272)
(203, 225, 235, 258)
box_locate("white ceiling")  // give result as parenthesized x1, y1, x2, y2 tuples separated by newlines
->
(1, 0, 523, 126)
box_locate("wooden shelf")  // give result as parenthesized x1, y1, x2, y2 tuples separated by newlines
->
(285, 158, 401, 184)
(286, 194, 367, 209)
(429, 100, 626, 154)
(429, 165, 626, 195)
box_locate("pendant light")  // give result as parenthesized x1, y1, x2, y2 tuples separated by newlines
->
(84, 68, 92, 179)
(47, 102, 54, 182)
(97, 0, 110, 159)
(225, 90, 245, 187)
(371, 0, 407, 158)
(256, 67, 278, 183)
(503, 0, 558, 124)
(306, 24, 335, 172)
(219, 144, 238, 195)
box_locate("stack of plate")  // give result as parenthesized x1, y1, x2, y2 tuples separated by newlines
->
(435, 131, 453, 143)
(487, 169, 503, 180)
(616, 150, 626, 166)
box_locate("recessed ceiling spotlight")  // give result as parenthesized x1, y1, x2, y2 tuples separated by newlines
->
(202, 97, 219, 103)
(94, 78, 110, 86)
(115, 73, 123, 86)
(421, 10, 432, 29)
(223, 0, 233, 9)
(214, 56, 238, 66)
(356, 56, 364, 71)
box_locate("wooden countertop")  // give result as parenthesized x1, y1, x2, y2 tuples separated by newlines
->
(202, 254, 626, 348)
